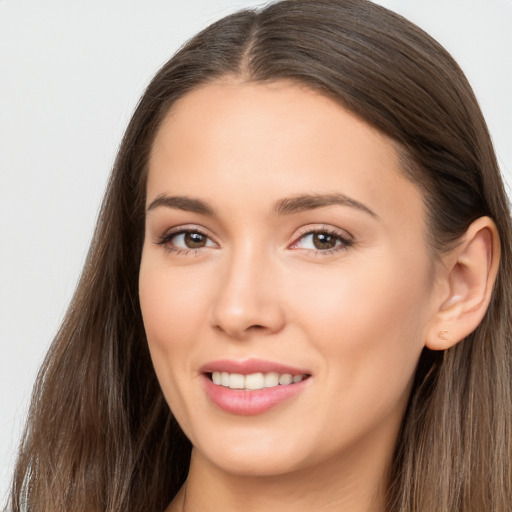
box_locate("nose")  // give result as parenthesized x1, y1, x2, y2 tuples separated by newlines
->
(210, 245, 286, 340)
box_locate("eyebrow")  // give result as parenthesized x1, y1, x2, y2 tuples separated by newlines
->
(274, 193, 378, 218)
(146, 192, 377, 219)
(147, 194, 215, 216)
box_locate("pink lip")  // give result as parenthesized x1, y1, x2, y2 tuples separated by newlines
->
(199, 358, 310, 376)
(199, 358, 312, 416)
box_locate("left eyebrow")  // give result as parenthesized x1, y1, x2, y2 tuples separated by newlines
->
(273, 193, 378, 218)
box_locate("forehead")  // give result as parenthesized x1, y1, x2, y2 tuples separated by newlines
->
(147, 80, 425, 230)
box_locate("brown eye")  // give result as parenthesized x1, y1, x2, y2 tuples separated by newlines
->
(157, 229, 216, 252)
(290, 229, 353, 254)
(184, 232, 207, 248)
(312, 232, 338, 250)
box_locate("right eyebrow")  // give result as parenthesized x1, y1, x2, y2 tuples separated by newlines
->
(146, 194, 215, 216)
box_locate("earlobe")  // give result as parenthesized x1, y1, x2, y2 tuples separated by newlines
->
(426, 216, 500, 351)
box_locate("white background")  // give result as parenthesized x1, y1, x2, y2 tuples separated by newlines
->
(1, 0, 511, 502)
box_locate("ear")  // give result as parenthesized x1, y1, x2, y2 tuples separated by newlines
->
(426, 216, 500, 350)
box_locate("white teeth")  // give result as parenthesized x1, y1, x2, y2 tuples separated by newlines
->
(210, 371, 307, 390)
(228, 373, 245, 389)
(278, 374, 293, 385)
(264, 372, 279, 387)
(245, 372, 265, 390)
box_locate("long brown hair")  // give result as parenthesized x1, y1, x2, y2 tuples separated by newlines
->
(9, 1, 512, 510)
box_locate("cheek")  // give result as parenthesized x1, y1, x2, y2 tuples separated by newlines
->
(286, 251, 431, 414)
(139, 244, 215, 344)
(138, 255, 210, 407)
(290, 251, 430, 342)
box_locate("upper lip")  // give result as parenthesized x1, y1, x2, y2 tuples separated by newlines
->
(199, 358, 311, 376)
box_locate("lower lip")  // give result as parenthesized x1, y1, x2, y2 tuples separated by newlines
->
(202, 375, 310, 415)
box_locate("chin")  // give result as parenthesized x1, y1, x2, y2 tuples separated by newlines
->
(190, 427, 313, 478)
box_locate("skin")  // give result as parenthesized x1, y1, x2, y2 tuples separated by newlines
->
(139, 80, 446, 512)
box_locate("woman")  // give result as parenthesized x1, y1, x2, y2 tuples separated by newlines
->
(8, 0, 512, 511)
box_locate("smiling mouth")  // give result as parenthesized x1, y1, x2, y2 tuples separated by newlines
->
(206, 371, 311, 391)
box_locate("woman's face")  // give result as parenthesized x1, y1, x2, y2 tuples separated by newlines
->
(139, 80, 439, 477)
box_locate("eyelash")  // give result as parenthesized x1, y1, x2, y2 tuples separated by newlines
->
(155, 226, 354, 256)
(290, 226, 354, 255)
(155, 227, 215, 256)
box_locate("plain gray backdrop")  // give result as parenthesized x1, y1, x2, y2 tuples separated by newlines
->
(1, 0, 511, 500)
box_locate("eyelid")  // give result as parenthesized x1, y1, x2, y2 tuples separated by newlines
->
(291, 224, 354, 242)
(152, 223, 354, 256)
(288, 224, 354, 253)
(154, 224, 219, 251)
